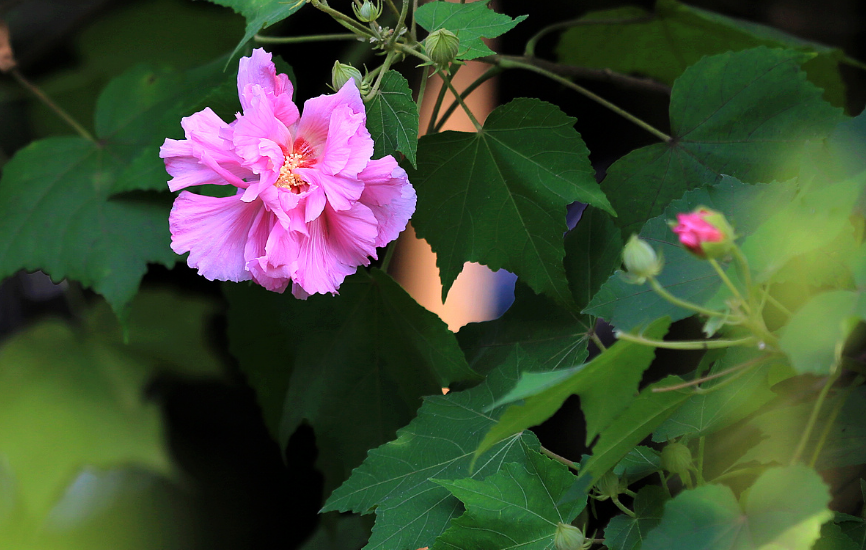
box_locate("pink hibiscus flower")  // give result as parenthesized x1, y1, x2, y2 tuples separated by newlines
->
(160, 48, 415, 297)
(670, 207, 733, 259)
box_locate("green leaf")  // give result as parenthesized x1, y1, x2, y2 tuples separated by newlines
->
(739, 387, 866, 470)
(564, 208, 623, 311)
(415, 1, 527, 60)
(586, 176, 797, 331)
(613, 446, 662, 481)
(432, 448, 585, 550)
(0, 321, 171, 520)
(601, 47, 843, 234)
(604, 486, 668, 550)
(653, 347, 777, 441)
(298, 515, 369, 550)
(475, 317, 671, 459)
(779, 290, 866, 375)
(321, 360, 540, 550)
(838, 514, 866, 550)
(557, 0, 848, 107)
(409, 98, 613, 305)
(457, 283, 590, 376)
(847, 242, 866, 289)
(815, 522, 861, 550)
(365, 71, 419, 167)
(741, 173, 863, 284)
(641, 466, 832, 550)
(207, 0, 304, 63)
(225, 269, 478, 493)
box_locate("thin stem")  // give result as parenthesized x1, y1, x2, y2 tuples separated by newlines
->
(763, 286, 793, 318)
(11, 68, 95, 142)
(383, 0, 401, 17)
(254, 32, 357, 44)
(493, 56, 671, 142)
(368, 49, 398, 98)
(615, 331, 758, 351)
(590, 331, 607, 353)
(416, 66, 431, 116)
(649, 277, 727, 319)
(425, 65, 454, 134)
(311, 0, 375, 36)
(696, 437, 705, 485)
(711, 465, 767, 485)
(380, 240, 398, 274)
(437, 68, 482, 131)
(540, 446, 579, 472)
(611, 495, 636, 518)
(410, 0, 419, 39)
(808, 375, 864, 468)
(434, 65, 503, 133)
(525, 16, 654, 57)
(658, 471, 672, 499)
(652, 354, 771, 392)
(790, 368, 841, 466)
(709, 259, 750, 314)
(732, 247, 753, 299)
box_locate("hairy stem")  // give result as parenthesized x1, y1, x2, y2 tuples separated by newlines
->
(540, 446, 579, 472)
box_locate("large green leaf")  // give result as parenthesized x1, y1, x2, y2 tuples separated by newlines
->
(409, 98, 613, 305)
(600, 47, 843, 235)
(557, 0, 848, 107)
(564, 207, 623, 311)
(432, 448, 584, 550)
(641, 466, 832, 550)
(415, 1, 527, 60)
(321, 360, 540, 550)
(653, 348, 777, 441)
(207, 0, 303, 62)
(604, 486, 668, 550)
(585, 176, 797, 331)
(0, 61, 234, 314)
(613, 446, 662, 481)
(457, 283, 590, 376)
(475, 317, 671, 459)
(365, 71, 419, 167)
(225, 269, 477, 493)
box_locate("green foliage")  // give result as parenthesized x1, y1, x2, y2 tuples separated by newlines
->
(557, 0, 848, 107)
(365, 71, 419, 167)
(613, 446, 662, 481)
(409, 98, 612, 305)
(475, 317, 671, 459)
(564, 208, 623, 311)
(207, 0, 304, 62)
(321, 360, 540, 550)
(641, 466, 832, 550)
(601, 47, 843, 234)
(225, 269, 477, 493)
(604, 486, 667, 550)
(415, 1, 527, 60)
(433, 448, 585, 550)
(586, 176, 796, 330)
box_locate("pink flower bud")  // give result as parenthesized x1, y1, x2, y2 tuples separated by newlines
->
(670, 207, 734, 259)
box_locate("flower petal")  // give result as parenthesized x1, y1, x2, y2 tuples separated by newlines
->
(237, 48, 299, 128)
(358, 157, 416, 247)
(296, 80, 366, 157)
(169, 190, 265, 282)
(295, 167, 364, 212)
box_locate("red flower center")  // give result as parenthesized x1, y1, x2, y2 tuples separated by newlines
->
(275, 139, 314, 193)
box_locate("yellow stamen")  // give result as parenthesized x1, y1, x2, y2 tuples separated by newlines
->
(275, 152, 306, 189)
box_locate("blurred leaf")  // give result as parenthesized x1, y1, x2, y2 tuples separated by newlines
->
(847, 242, 866, 290)
(432, 448, 584, 550)
(815, 522, 861, 550)
(475, 317, 671, 459)
(409, 98, 612, 305)
(557, 0, 847, 107)
(298, 515, 369, 550)
(837, 514, 866, 550)
(613, 446, 662, 481)
(564, 208, 623, 311)
(225, 269, 478, 494)
(586, 176, 797, 331)
(641, 466, 832, 550)
(601, 47, 842, 234)
(457, 283, 590, 376)
(604, 486, 668, 550)
(0, 322, 170, 521)
(322, 360, 540, 550)
(653, 348, 777, 441)
(208, 0, 304, 62)
(415, 1, 527, 60)
(365, 71, 418, 167)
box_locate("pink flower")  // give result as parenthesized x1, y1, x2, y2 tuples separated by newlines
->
(670, 207, 733, 258)
(160, 48, 415, 297)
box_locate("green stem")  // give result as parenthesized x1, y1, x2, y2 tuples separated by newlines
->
(437, 68, 482, 131)
(410, 0, 419, 40)
(493, 56, 671, 142)
(368, 49, 398, 98)
(11, 69, 95, 142)
(311, 0, 375, 36)
(711, 465, 768, 485)
(649, 277, 727, 319)
(762, 286, 793, 318)
(540, 446, 579, 472)
(383, 0, 401, 17)
(590, 331, 607, 353)
(790, 368, 841, 466)
(615, 331, 758, 351)
(708, 259, 750, 314)
(416, 66, 431, 116)
(732, 246, 754, 298)
(808, 375, 864, 468)
(433, 65, 503, 133)
(611, 496, 636, 518)
(696, 437, 705, 485)
(651, 354, 772, 393)
(254, 32, 357, 44)
(658, 471, 672, 499)
(380, 240, 398, 274)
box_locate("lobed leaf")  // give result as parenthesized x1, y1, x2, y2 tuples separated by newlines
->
(415, 1, 527, 60)
(604, 486, 668, 550)
(207, 0, 304, 63)
(365, 71, 419, 167)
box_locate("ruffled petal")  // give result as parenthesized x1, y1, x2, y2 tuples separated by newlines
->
(294, 167, 364, 212)
(358, 158, 416, 247)
(233, 85, 291, 173)
(246, 211, 292, 293)
(315, 103, 373, 177)
(237, 48, 299, 128)
(169, 190, 265, 282)
(295, 80, 366, 158)
(293, 202, 379, 295)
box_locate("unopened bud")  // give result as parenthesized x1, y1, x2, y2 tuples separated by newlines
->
(353, 0, 382, 23)
(670, 207, 735, 259)
(425, 29, 460, 66)
(331, 61, 363, 92)
(622, 234, 662, 283)
(594, 471, 622, 501)
(661, 442, 693, 478)
(555, 523, 585, 550)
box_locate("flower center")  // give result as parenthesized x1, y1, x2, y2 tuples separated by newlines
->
(276, 152, 306, 190)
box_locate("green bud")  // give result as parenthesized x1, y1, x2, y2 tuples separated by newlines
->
(661, 442, 693, 477)
(353, 0, 382, 23)
(622, 234, 663, 283)
(555, 523, 585, 550)
(331, 61, 364, 92)
(594, 471, 622, 501)
(425, 29, 460, 66)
